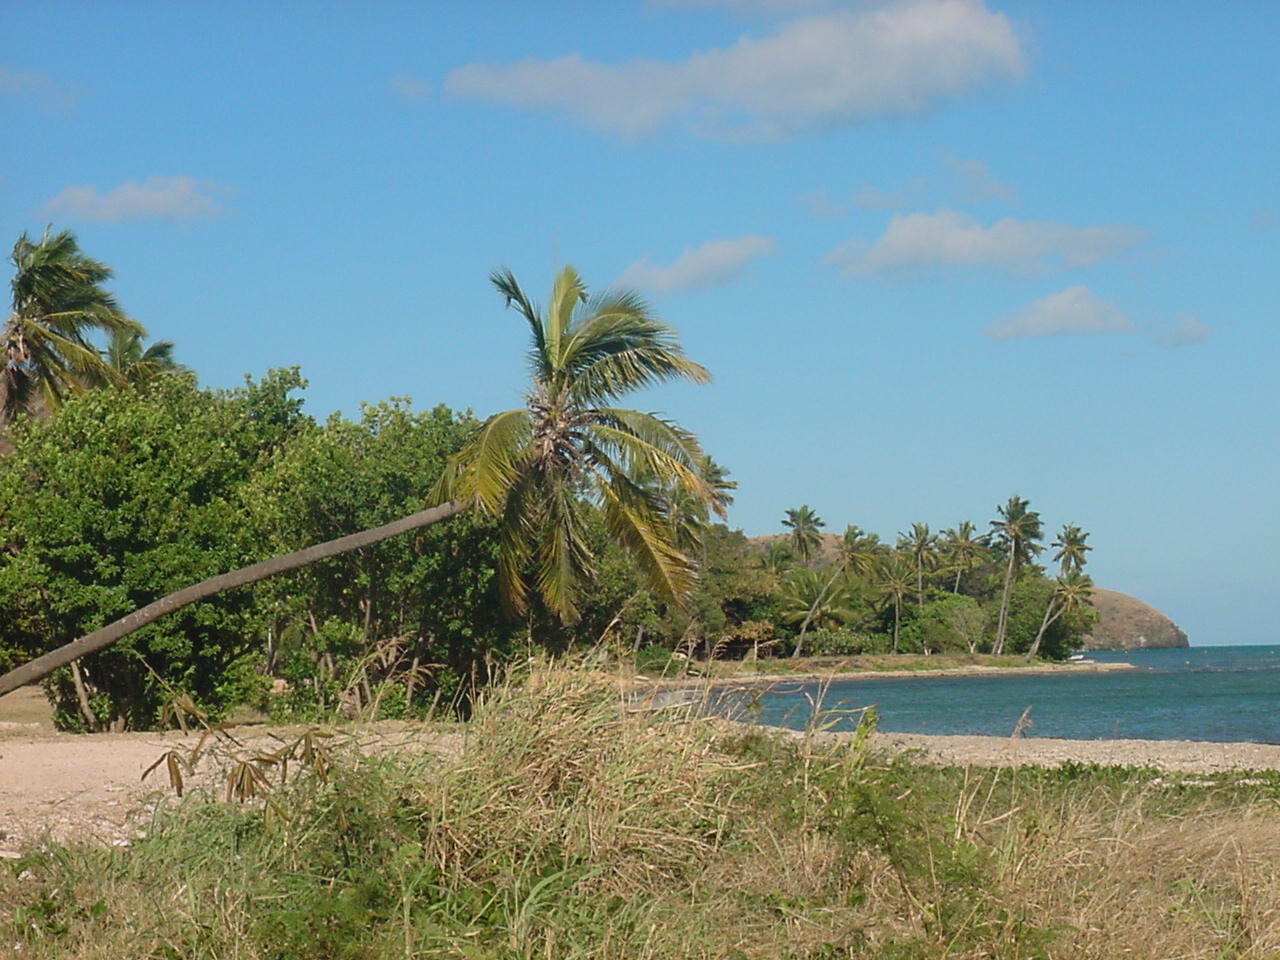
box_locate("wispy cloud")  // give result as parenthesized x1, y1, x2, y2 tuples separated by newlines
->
(1250, 206, 1278, 232)
(388, 73, 431, 103)
(1163, 316, 1210, 346)
(446, 0, 1023, 140)
(43, 176, 225, 223)
(651, 0, 833, 11)
(947, 156, 1016, 203)
(619, 235, 775, 294)
(827, 209, 1142, 275)
(987, 286, 1134, 340)
(0, 67, 80, 112)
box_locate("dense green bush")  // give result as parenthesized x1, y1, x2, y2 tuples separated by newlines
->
(247, 399, 519, 721)
(0, 370, 307, 730)
(801, 627, 886, 656)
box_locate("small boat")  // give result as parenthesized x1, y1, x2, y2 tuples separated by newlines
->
(1067, 653, 1094, 664)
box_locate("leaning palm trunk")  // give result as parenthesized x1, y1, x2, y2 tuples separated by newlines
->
(791, 564, 843, 659)
(891, 596, 901, 654)
(0, 501, 467, 698)
(992, 549, 1017, 655)
(1025, 597, 1061, 661)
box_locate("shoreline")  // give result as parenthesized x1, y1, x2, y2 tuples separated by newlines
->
(629, 658, 1135, 692)
(861, 730, 1280, 774)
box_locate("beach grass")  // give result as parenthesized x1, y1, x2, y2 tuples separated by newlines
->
(3, 665, 1279, 958)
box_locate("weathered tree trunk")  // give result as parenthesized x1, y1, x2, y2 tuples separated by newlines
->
(892, 597, 901, 654)
(1025, 598, 1062, 661)
(992, 548, 1017, 655)
(0, 500, 468, 698)
(792, 564, 843, 659)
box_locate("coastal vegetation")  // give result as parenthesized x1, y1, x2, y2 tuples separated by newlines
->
(0, 230, 1098, 730)
(0, 231, 1251, 958)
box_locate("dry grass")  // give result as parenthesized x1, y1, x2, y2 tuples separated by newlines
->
(4, 665, 1280, 958)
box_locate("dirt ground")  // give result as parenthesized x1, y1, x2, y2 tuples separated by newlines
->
(6, 683, 1280, 859)
(0, 687, 461, 858)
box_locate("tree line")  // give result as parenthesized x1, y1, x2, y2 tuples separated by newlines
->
(0, 229, 1096, 731)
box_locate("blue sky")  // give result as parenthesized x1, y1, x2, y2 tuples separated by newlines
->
(3, 1, 1277, 644)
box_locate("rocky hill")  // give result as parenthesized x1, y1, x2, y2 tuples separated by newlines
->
(1082, 588, 1189, 651)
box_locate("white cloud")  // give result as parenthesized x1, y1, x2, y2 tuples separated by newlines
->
(43, 176, 224, 223)
(619, 235, 775, 294)
(827, 209, 1142, 274)
(801, 188, 849, 217)
(388, 73, 431, 103)
(0, 67, 80, 112)
(446, 0, 1023, 139)
(987, 286, 1134, 340)
(948, 156, 1016, 203)
(1165, 316, 1210, 346)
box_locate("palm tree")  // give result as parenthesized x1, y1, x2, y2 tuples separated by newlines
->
(778, 568, 857, 634)
(0, 265, 715, 696)
(98, 329, 187, 385)
(1025, 570, 1093, 661)
(876, 554, 915, 654)
(3, 228, 143, 422)
(790, 523, 878, 658)
(1051, 523, 1091, 576)
(940, 520, 984, 593)
(782, 505, 825, 564)
(760, 541, 794, 574)
(898, 521, 938, 608)
(989, 495, 1043, 655)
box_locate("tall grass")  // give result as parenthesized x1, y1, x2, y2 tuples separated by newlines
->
(4, 666, 1280, 958)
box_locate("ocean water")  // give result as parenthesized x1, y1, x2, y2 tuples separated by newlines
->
(742, 645, 1280, 743)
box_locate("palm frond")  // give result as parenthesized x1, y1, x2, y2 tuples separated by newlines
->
(489, 267, 550, 381)
(584, 408, 707, 495)
(562, 296, 709, 404)
(533, 478, 594, 623)
(598, 472, 697, 603)
(432, 408, 533, 515)
(546, 265, 587, 370)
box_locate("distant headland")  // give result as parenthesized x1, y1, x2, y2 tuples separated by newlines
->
(1083, 588, 1189, 650)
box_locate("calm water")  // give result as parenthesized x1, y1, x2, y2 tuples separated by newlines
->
(743, 645, 1280, 743)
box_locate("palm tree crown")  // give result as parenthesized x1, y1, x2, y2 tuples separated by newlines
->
(1051, 523, 1091, 576)
(941, 520, 985, 593)
(782, 505, 825, 564)
(99, 330, 187, 386)
(3, 227, 143, 421)
(435, 265, 714, 623)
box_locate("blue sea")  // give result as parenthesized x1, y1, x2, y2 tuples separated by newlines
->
(743, 646, 1280, 743)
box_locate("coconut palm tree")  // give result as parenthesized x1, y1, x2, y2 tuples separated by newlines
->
(898, 521, 939, 608)
(940, 520, 984, 593)
(778, 567, 857, 635)
(1051, 523, 1091, 576)
(98, 329, 187, 385)
(3, 228, 144, 422)
(989, 495, 1043, 655)
(1025, 570, 1093, 661)
(876, 554, 915, 654)
(760, 541, 794, 574)
(0, 265, 715, 696)
(790, 523, 879, 658)
(782, 505, 825, 564)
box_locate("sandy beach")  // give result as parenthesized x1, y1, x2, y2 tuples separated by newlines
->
(2, 674, 1279, 859)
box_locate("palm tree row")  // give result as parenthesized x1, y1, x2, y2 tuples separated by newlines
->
(773, 496, 1094, 658)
